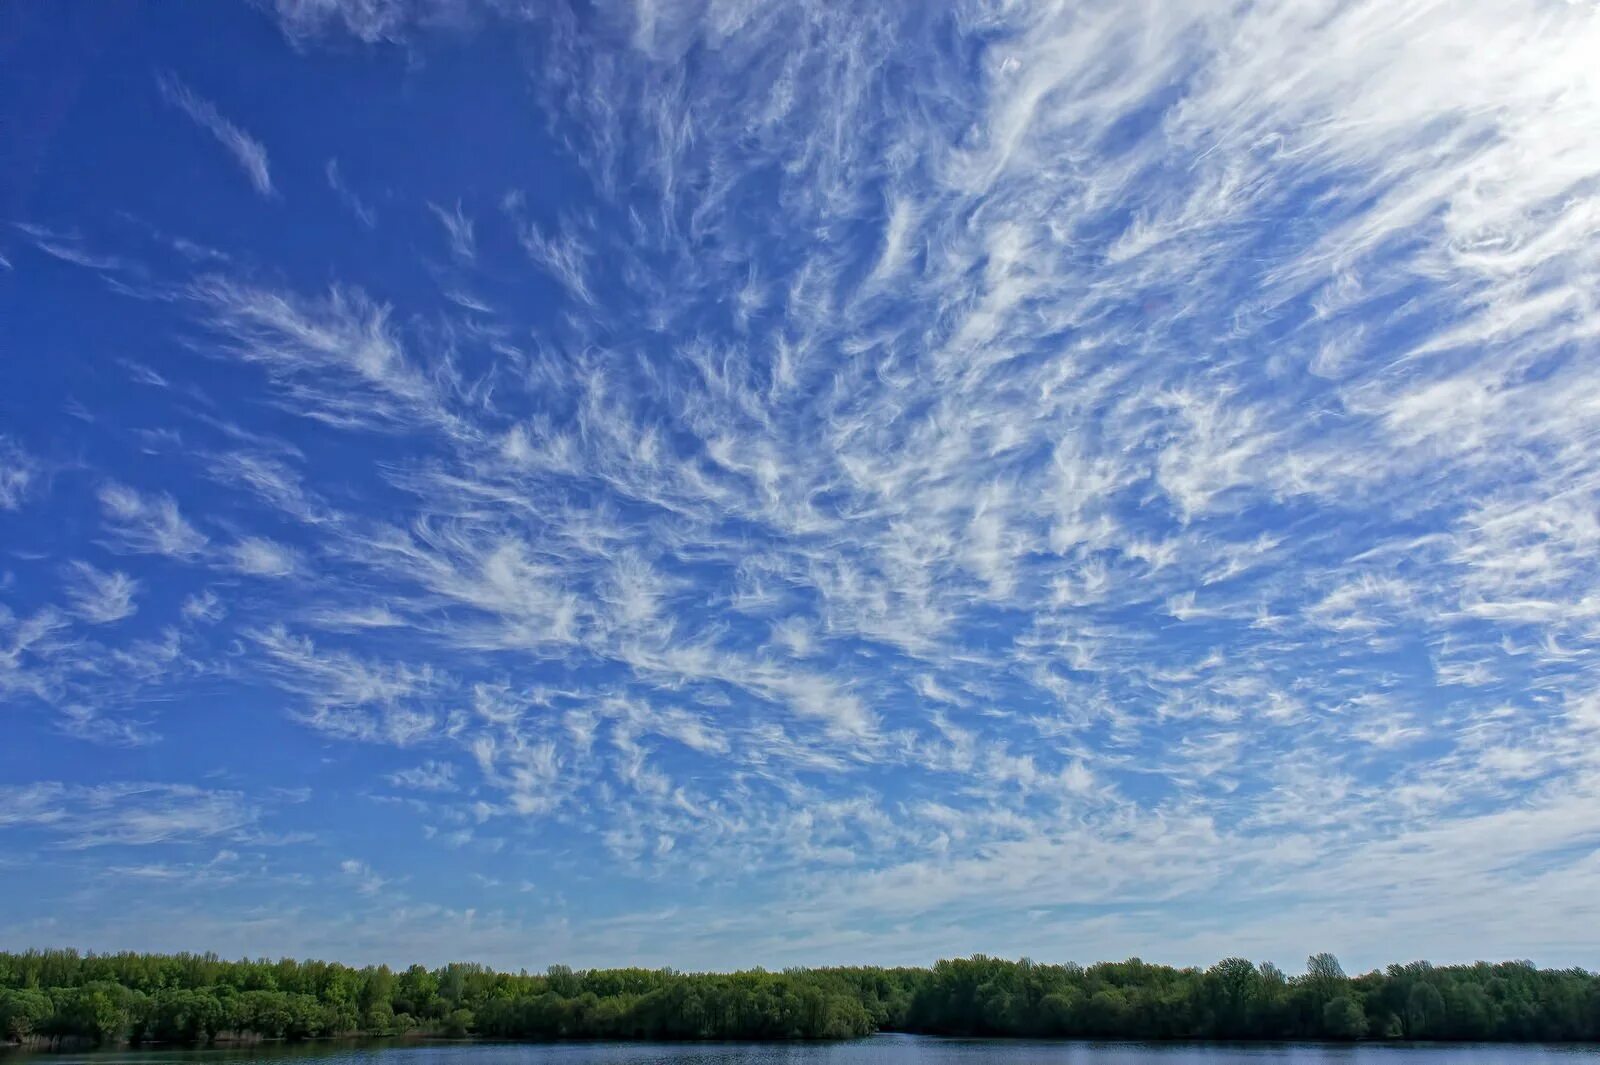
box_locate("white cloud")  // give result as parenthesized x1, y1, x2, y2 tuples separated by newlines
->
(274, 0, 413, 44)
(387, 761, 458, 791)
(227, 536, 302, 578)
(326, 158, 377, 226)
(428, 201, 477, 261)
(248, 625, 441, 745)
(96, 483, 208, 559)
(181, 590, 226, 623)
(338, 858, 392, 895)
(0, 782, 260, 848)
(189, 277, 461, 435)
(62, 562, 139, 624)
(0, 437, 40, 509)
(157, 73, 274, 197)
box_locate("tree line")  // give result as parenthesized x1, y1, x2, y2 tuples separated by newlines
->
(2, 949, 1598, 1046)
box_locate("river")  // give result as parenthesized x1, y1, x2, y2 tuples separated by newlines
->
(8, 1035, 1600, 1065)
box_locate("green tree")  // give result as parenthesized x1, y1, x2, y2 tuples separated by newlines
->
(1306, 953, 1347, 1001)
(1407, 982, 1446, 1039)
(146, 988, 224, 1043)
(1205, 957, 1261, 1036)
(1323, 995, 1367, 1040)
(358, 966, 394, 1014)
(393, 965, 439, 1019)
(56, 982, 134, 1044)
(0, 988, 52, 1041)
(3, 948, 1598, 1045)
(360, 1000, 395, 1034)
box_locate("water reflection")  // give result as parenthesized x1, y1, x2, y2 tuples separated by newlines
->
(8, 1035, 1600, 1065)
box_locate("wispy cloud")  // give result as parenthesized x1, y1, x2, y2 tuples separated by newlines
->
(0, 437, 41, 509)
(0, 782, 260, 848)
(248, 625, 441, 745)
(181, 590, 226, 623)
(387, 761, 458, 791)
(226, 536, 303, 578)
(326, 158, 376, 227)
(158, 73, 274, 197)
(97, 482, 207, 559)
(62, 562, 139, 624)
(188, 276, 463, 435)
(273, 0, 412, 45)
(338, 857, 393, 895)
(428, 201, 477, 262)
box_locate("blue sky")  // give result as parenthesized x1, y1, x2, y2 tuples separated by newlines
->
(3, 0, 1600, 973)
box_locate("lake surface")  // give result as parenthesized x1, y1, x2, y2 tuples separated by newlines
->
(9, 1035, 1600, 1065)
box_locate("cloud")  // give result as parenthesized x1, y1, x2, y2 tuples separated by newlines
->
(188, 276, 463, 435)
(62, 562, 140, 624)
(338, 858, 392, 895)
(12, 222, 131, 272)
(181, 590, 226, 623)
(248, 625, 441, 745)
(274, 0, 415, 44)
(326, 158, 377, 227)
(106, 850, 244, 887)
(0, 437, 41, 509)
(157, 73, 274, 197)
(56, 704, 161, 748)
(428, 201, 477, 262)
(227, 536, 303, 578)
(0, 782, 260, 848)
(97, 483, 208, 558)
(387, 760, 458, 791)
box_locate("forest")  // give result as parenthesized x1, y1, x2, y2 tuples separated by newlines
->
(3, 949, 1599, 1046)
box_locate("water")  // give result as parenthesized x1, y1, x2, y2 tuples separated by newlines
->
(9, 1035, 1600, 1065)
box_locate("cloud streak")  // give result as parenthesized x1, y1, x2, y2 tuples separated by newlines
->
(158, 73, 274, 197)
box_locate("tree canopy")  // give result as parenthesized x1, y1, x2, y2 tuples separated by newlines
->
(3, 949, 1597, 1046)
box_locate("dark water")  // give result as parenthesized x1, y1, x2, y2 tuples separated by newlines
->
(9, 1036, 1600, 1065)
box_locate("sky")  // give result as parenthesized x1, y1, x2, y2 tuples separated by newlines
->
(2, 0, 1600, 976)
